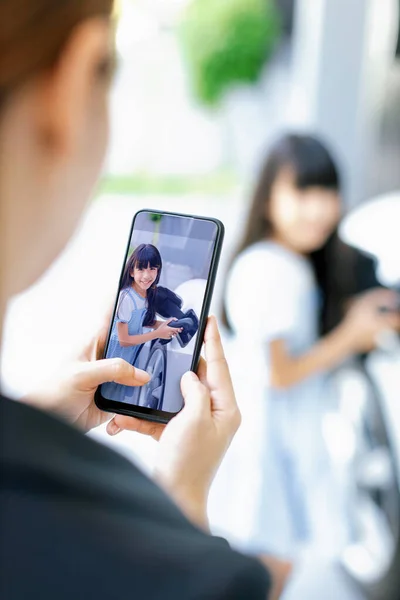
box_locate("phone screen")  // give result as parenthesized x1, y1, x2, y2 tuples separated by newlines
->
(98, 210, 222, 420)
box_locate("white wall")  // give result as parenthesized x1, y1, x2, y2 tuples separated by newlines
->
(288, 0, 399, 207)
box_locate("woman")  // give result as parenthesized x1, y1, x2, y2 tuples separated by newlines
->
(216, 134, 400, 557)
(0, 2, 288, 598)
(102, 244, 182, 402)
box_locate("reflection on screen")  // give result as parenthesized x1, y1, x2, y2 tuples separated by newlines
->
(101, 213, 217, 414)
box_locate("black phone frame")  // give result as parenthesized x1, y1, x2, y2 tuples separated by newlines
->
(94, 208, 225, 424)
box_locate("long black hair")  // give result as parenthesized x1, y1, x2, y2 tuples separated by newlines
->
(120, 243, 162, 327)
(222, 133, 380, 335)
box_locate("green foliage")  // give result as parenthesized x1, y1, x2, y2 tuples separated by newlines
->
(96, 170, 238, 197)
(149, 213, 163, 223)
(179, 0, 281, 106)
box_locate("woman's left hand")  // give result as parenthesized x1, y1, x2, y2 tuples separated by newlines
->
(24, 320, 150, 432)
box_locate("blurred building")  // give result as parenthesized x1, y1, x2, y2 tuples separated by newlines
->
(107, 0, 400, 208)
(287, 0, 400, 208)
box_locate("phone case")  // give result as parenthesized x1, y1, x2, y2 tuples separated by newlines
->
(94, 209, 225, 423)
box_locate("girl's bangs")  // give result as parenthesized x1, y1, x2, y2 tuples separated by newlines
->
(293, 157, 339, 190)
(273, 135, 340, 191)
(291, 145, 339, 190)
(134, 246, 160, 270)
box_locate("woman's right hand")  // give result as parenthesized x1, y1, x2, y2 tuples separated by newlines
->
(342, 288, 400, 353)
(106, 317, 241, 530)
(156, 318, 183, 340)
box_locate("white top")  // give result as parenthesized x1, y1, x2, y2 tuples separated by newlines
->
(117, 288, 147, 323)
(210, 241, 333, 555)
(226, 240, 318, 353)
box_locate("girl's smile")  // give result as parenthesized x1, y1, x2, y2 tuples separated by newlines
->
(132, 265, 158, 295)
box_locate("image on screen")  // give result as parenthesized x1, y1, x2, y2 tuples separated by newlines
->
(101, 212, 218, 414)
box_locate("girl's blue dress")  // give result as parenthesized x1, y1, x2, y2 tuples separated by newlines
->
(102, 287, 148, 403)
(210, 241, 347, 558)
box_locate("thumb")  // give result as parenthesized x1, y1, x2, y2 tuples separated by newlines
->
(180, 371, 211, 419)
(74, 358, 150, 390)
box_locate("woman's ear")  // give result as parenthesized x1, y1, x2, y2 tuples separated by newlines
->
(36, 17, 113, 158)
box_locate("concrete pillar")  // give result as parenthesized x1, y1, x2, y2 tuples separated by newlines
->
(287, 0, 399, 207)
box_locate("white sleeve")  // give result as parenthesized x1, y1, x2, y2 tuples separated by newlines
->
(226, 246, 311, 342)
(116, 291, 135, 323)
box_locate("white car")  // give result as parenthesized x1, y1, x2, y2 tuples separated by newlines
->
(331, 194, 400, 600)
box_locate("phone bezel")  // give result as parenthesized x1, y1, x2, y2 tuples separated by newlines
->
(94, 208, 225, 424)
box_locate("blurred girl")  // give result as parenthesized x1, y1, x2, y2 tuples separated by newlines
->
(103, 244, 180, 402)
(218, 134, 399, 557)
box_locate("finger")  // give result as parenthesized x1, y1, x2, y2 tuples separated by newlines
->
(99, 304, 114, 341)
(203, 316, 226, 363)
(107, 415, 165, 440)
(376, 310, 400, 326)
(196, 357, 207, 384)
(369, 288, 399, 306)
(94, 304, 114, 359)
(74, 358, 150, 390)
(80, 304, 114, 362)
(384, 313, 400, 329)
(106, 419, 122, 436)
(203, 316, 236, 412)
(180, 371, 211, 419)
(80, 329, 108, 362)
(93, 328, 109, 361)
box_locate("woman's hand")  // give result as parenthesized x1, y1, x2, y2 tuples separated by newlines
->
(24, 321, 150, 432)
(342, 288, 400, 353)
(259, 555, 293, 600)
(155, 318, 183, 340)
(106, 317, 241, 530)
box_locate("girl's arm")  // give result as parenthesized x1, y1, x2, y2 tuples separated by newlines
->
(269, 323, 354, 389)
(117, 322, 158, 347)
(269, 288, 400, 389)
(117, 320, 183, 347)
(227, 249, 400, 390)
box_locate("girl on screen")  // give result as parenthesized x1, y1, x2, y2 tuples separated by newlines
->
(102, 244, 180, 403)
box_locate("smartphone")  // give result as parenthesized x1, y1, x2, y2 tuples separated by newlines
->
(95, 209, 224, 424)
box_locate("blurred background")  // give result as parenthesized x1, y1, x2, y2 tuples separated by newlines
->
(2, 0, 400, 598)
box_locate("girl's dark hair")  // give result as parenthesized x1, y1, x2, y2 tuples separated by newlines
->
(121, 244, 162, 327)
(222, 133, 380, 335)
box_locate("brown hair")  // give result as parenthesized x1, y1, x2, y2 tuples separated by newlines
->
(0, 0, 114, 105)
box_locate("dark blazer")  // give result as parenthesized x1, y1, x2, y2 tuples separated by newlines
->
(0, 396, 270, 600)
